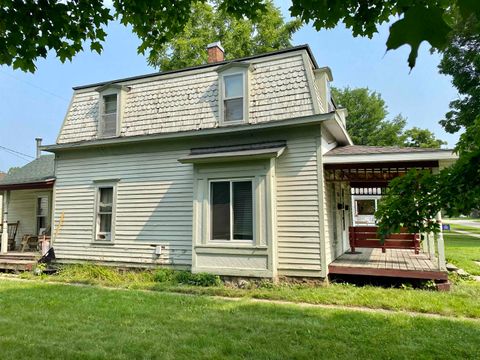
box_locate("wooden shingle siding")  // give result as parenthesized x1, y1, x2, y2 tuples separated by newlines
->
(57, 53, 315, 144)
(53, 146, 194, 266)
(276, 134, 322, 276)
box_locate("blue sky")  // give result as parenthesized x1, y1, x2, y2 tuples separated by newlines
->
(0, 3, 459, 172)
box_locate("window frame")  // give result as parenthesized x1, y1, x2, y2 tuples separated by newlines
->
(96, 85, 128, 139)
(35, 195, 49, 236)
(208, 178, 255, 244)
(217, 65, 250, 126)
(93, 182, 117, 242)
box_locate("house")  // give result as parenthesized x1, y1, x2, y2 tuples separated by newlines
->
(40, 44, 456, 282)
(0, 140, 54, 264)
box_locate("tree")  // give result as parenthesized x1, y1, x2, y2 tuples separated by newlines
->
(332, 87, 445, 148)
(403, 127, 447, 148)
(376, 12, 480, 234)
(1, 0, 479, 72)
(149, 1, 301, 71)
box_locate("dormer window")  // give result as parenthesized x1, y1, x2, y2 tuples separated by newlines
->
(223, 74, 244, 122)
(101, 94, 118, 137)
(216, 62, 251, 125)
(95, 84, 130, 139)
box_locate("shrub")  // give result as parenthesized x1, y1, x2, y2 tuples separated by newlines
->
(153, 268, 175, 283)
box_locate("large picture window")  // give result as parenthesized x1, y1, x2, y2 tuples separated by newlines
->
(210, 180, 253, 241)
(96, 186, 114, 241)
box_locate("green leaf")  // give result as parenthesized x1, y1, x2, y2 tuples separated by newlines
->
(386, 6, 452, 68)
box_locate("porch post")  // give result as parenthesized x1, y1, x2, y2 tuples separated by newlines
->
(1, 190, 9, 254)
(435, 212, 446, 271)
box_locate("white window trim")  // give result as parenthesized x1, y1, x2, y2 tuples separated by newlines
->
(93, 182, 117, 243)
(218, 69, 249, 126)
(35, 195, 49, 236)
(99, 90, 119, 138)
(208, 178, 255, 245)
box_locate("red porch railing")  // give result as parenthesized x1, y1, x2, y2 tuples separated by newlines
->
(349, 226, 420, 254)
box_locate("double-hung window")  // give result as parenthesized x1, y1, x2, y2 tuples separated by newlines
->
(223, 73, 244, 122)
(210, 180, 253, 241)
(100, 94, 118, 137)
(36, 196, 49, 235)
(96, 186, 114, 241)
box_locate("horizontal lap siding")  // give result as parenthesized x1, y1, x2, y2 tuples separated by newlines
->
(276, 135, 321, 275)
(54, 148, 194, 266)
(7, 189, 52, 246)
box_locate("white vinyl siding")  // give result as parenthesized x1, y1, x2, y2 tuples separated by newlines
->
(53, 145, 194, 267)
(276, 133, 322, 277)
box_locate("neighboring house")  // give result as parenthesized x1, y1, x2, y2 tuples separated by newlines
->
(41, 44, 456, 281)
(0, 149, 55, 252)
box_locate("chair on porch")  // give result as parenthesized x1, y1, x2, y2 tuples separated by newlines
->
(0, 221, 20, 251)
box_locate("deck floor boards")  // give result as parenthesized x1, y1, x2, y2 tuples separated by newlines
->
(329, 248, 448, 280)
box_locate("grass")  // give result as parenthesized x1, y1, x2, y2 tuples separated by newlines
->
(447, 224, 480, 234)
(444, 233, 480, 275)
(19, 262, 480, 319)
(0, 280, 479, 359)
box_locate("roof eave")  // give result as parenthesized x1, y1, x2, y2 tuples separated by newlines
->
(42, 113, 335, 153)
(0, 178, 55, 191)
(323, 151, 458, 164)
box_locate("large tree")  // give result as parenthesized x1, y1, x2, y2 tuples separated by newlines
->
(332, 87, 446, 148)
(149, 1, 301, 71)
(1, 0, 478, 72)
(376, 11, 480, 234)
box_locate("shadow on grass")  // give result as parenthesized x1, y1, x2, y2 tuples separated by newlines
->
(0, 281, 478, 359)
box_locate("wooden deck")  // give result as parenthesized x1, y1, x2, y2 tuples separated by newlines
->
(329, 248, 448, 281)
(0, 252, 39, 271)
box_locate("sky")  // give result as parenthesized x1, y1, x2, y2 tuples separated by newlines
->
(0, 2, 459, 172)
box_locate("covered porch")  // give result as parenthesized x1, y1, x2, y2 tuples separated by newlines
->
(0, 154, 55, 269)
(323, 145, 456, 285)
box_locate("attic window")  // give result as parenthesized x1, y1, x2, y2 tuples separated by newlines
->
(223, 74, 244, 122)
(101, 94, 118, 137)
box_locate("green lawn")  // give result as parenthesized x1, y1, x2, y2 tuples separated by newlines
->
(0, 280, 479, 359)
(447, 224, 480, 234)
(444, 233, 480, 275)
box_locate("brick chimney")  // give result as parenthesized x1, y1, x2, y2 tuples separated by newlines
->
(207, 42, 224, 63)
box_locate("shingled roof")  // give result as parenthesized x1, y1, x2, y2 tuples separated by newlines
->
(325, 145, 451, 156)
(0, 155, 55, 189)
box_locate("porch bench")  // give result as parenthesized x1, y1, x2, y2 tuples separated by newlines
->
(349, 226, 420, 254)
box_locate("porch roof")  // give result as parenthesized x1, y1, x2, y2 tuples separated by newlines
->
(324, 145, 456, 165)
(0, 155, 55, 190)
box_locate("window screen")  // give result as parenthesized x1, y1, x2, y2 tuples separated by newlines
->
(102, 94, 117, 137)
(97, 187, 114, 240)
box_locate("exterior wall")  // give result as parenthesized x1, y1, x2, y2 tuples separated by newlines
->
(7, 189, 52, 246)
(276, 129, 322, 277)
(52, 125, 325, 276)
(58, 52, 318, 144)
(53, 143, 194, 267)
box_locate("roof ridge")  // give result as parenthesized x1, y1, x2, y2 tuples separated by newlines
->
(73, 44, 316, 91)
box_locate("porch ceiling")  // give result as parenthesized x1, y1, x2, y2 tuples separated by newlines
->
(324, 160, 438, 187)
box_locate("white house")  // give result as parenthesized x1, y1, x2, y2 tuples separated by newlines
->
(40, 44, 456, 282)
